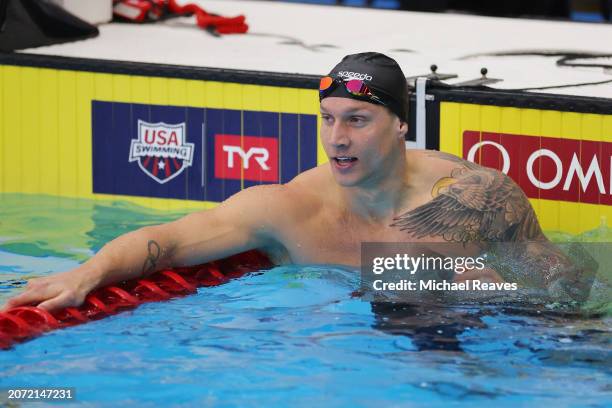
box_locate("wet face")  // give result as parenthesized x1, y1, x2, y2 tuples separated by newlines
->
(320, 97, 407, 188)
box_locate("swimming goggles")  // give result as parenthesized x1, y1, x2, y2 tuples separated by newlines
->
(319, 76, 387, 106)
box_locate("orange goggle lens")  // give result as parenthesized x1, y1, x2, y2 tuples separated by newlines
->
(319, 76, 334, 92)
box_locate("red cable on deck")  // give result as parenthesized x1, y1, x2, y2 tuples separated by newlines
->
(0, 250, 272, 349)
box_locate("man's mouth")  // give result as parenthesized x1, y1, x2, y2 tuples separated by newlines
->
(333, 156, 358, 168)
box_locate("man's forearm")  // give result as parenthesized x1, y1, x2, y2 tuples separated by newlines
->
(79, 225, 175, 291)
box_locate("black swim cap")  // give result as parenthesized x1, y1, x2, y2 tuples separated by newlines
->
(321, 52, 409, 122)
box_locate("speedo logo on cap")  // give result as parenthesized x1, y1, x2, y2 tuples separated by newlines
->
(337, 71, 373, 81)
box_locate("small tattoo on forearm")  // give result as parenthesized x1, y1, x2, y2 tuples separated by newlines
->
(141, 240, 161, 276)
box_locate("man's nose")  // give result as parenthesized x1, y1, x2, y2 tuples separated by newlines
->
(330, 121, 350, 147)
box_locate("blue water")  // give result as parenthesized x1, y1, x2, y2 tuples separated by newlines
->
(1, 194, 611, 407)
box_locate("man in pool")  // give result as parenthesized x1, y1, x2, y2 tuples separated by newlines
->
(3, 52, 592, 312)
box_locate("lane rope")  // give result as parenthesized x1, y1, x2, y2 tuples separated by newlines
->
(0, 250, 272, 349)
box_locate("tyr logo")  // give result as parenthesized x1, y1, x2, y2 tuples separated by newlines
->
(214, 134, 279, 182)
(223, 145, 271, 170)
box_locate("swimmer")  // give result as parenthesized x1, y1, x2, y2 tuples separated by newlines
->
(2, 52, 591, 311)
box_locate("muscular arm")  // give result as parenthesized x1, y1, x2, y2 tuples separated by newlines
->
(2, 185, 284, 311)
(392, 154, 595, 301)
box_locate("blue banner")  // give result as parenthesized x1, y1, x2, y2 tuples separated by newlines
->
(92, 101, 318, 202)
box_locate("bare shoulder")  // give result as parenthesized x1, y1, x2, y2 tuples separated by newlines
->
(285, 163, 334, 194)
(283, 164, 334, 212)
(394, 149, 544, 242)
(410, 149, 481, 172)
(405, 149, 477, 188)
(218, 164, 331, 227)
(217, 183, 294, 221)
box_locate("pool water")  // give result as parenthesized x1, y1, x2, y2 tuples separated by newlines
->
(1, 194, 611, 407)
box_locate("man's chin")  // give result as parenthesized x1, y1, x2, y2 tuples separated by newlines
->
(332, 174, 362, 188)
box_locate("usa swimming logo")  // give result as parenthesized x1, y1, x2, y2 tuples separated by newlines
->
(129, 120, 195, 184)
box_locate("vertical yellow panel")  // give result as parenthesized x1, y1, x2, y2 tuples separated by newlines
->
(3, 66, 21, 192)
(499, 107, 521, 135)
(260, 85, 280, 113)
(58, 70, 78, 198)
(130, 75, 150, 105)
(150, 77, 168, 105)
(439, 102, 461, 156)
(242, 84, 261, 112)
(601, 204, 612, 234)
(186, 79, 205, 108)
(93, 73, 113, 101)
(168, 78, 187, 106)
(538, 199, 560, 233)
(539, 110, 561, 136)
(20, 67, 41, 194)
(559, 111, 581, 140)
(222, 82, 243, 111)
(518, 108, 542, 136)
(580, 113, 603, 143)
(280, 87, 299, 114)
(75, 71, 95, 198)
(205, 81, 224, 109)
(39, 69, 59, 195)
(479, 105, 500, 131)
(603, 115, 612, 140)
(298, 89, 317, 115)
(112, 74, 131, 103)
(559, 202, 582, 235)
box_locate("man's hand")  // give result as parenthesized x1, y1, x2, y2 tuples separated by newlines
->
(2, 269, 93, 312)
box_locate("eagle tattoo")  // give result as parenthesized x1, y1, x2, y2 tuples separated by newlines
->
(391, 156, 541, 243)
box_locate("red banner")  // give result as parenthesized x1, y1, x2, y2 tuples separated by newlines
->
(463, 131, 612, 206)
(214, 134, 279, 182)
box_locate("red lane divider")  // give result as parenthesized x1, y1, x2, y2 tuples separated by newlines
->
(6, 306, 60, 330)
(0, 250, 272, 349)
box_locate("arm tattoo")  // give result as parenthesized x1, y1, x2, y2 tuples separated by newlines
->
(141, 240, 161, 277)
(391, 155, 542, 243)
(402, 152, 596, 301)
(491, 240, 596, 302)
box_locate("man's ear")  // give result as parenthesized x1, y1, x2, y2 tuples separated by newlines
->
(398, 120, 408, 140)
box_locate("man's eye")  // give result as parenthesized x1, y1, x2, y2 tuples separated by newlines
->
(349, 116, 366, 124)
(321, 115, 332, 123)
